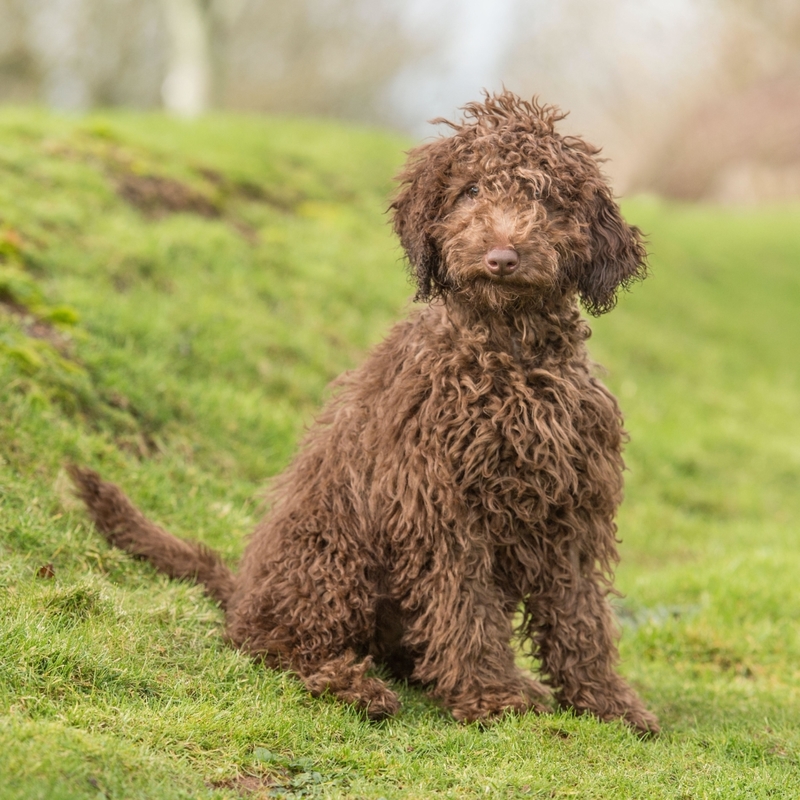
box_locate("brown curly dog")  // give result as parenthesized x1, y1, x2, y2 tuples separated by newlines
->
(69, 91, 659, 734)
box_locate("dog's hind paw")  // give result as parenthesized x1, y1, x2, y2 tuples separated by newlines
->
(363, 685, 401, 720)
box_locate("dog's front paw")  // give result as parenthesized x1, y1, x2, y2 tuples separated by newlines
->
(560, 681, 659, 736)
(621, 704, 660, 737)
(447, 685, 550, 723)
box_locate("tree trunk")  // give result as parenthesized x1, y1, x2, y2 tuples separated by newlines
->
(160, 0, 211, 115)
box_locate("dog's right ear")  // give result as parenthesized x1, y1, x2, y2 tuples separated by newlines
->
(390, 136, 456, 301)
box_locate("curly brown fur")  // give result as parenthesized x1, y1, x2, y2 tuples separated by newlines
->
(69, 90, 658, 733)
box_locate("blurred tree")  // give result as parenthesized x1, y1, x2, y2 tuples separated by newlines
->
(717, 0, 800, 86)
(502, 0, 722, 190)
(219, 0, 411, 121)
(0, 0, 38, 102)
(160, 0, 249, 115)
(0, 0, 412, 120)
(627, 0, 800, 201)
(1, 0, 167, 109)
(160, 0, 211, 115)
(0, 0, 796, 199)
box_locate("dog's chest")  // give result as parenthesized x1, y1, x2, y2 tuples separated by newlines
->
(424, 347, 621, 515)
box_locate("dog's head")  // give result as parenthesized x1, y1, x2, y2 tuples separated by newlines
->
(390, 91, 647, 315)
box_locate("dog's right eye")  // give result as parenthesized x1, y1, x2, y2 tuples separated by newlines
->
(464, 185, 479, 199)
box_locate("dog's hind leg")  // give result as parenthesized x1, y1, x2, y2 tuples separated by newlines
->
(228, 613, 401, 719)
(225, 533, 401, 720)
(295, 650, 400, 720)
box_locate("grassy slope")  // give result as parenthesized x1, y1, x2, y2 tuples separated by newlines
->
(0, 109, 799, 799)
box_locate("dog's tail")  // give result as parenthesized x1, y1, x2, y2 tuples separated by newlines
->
(67, 465, 235, 609)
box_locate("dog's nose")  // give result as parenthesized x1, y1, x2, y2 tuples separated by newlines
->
(484, 248, 519, 276)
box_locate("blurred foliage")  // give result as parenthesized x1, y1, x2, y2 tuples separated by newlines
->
(3, 0, 800, 200)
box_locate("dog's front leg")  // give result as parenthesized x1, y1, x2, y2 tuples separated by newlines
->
(401, 561, 549, 723)
(530, 563, 660, 735)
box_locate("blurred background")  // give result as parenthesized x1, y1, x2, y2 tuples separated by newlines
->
(0, 0, 798, 201)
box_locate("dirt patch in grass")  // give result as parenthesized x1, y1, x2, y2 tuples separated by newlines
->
(116, 173, 221, 219)
(0, 295, 73, 355)
(113, 168, 274, 243)
(197, 167, 299, 214)
(208, 774, 277, 798)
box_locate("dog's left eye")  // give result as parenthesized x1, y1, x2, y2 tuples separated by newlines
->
(464, 185, 479, 198)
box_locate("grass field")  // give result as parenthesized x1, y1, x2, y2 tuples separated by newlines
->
(1, 109, 799, 799)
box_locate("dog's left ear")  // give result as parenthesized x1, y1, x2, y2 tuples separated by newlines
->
(390, 136, 456, 302)
(576, 187, 647, 316)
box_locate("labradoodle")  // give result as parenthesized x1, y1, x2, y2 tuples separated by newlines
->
(69, 91, 659, 734)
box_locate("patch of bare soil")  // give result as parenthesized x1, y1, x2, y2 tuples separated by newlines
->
(116, 173, 221, 218)
(0, 296, 72, 355)
(196, 166, 298, 213)
(208, 774, 277, 798)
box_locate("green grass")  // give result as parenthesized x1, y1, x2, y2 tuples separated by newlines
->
(1, 109, 799, 799)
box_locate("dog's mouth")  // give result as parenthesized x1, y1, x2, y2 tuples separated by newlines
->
(483, 252, 558, 288)
(439, 246, 561, 311)
(450, 272, 553, 312)
(438, 233, 561, 305)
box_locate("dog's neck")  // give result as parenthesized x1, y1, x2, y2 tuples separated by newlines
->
(440, 294, 591, 366)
